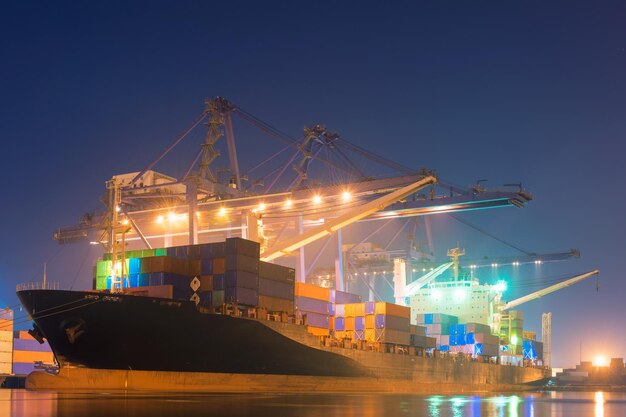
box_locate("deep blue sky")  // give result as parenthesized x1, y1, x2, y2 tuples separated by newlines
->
(1, 2, 624, 367)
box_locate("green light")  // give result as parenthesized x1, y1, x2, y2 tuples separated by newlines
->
(511, 335, 518, 345)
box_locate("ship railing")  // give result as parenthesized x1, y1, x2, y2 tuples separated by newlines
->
(16, 282, 60, 291)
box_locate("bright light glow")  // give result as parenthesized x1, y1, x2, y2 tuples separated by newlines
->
(534, 260, 542, 265)
(342, 191, 351, 202)
(511, 335, 518, 345)
(412, 268, 416, 272)
(121, 219, 129, 225)
(218, 207, 227, 217)
(431, 289, 442, 300)
(115, 205, 121, 212)
(470, 264, 477, 269)
(512, 261, 520, 266)
(167, 212, 177, 222)
(312, 195, 322, 204)
(156, 215, 164, 224)
(454, 288, 465, 301)
(258, 203, 266, 211)
(422, 268, 426, 272)
(284, 199, 293, 208)
(492, 263, 499, 267)
(89, 241, 99, 245)
(493, 281, 507, 292)
(195, 211, 201, 218)
(595, 391, 605, 417)
(593, 356, 608, 367)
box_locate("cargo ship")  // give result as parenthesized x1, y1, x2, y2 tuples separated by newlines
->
(17, 237, 550, 393)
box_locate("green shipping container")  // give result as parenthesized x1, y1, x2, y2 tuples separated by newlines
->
(96, 261, 112, 277)
(95, 276, 108, 290)
(155, 248, 167, 256)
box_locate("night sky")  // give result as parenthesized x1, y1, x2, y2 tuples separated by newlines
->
(1, 2, 625, 368)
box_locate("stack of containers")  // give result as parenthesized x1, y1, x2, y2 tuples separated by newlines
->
(223, 238, 260, 306)
(343, 303, 366, 341)
(197, 241, 226, 308)
(295, 282, 331, 336)
(12, 331, 54, 375)
(414, 313, 459, 347)
(441, 322, 500, 357)
(258, 261, 295, 314)
(94, 248, 167, 290)
(371, 302, 411, 345)
(0, 309, 13, 374)
(409, 324, 436, 348)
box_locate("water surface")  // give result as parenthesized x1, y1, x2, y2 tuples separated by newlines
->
(1, 390, 624, 416)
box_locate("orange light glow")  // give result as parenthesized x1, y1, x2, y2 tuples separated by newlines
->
(593, 356, 608, 367)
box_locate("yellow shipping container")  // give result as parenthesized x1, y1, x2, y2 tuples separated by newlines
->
(307, 326, 330, 337)
(0, 330, 12, 342)
(0, 351, 12, 363)
(365, 315, 376, 329)
(375, 302, 410, 319)
(343, 303, 366, 317)
(364, 329, 376, 342)
(334, 330, 346, 339)
(295, 283, 330, 301)
(13, 350, 54, 364)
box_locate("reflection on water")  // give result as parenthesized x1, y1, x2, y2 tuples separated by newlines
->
(0, 389, 625, 416)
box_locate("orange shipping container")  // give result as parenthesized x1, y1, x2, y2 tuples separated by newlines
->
(17, 331, 34, 340)
(0, 319, 13, 332)
(307, 326, 329, 337)
(344, 317, 356, 331)
(295, 283, 330, 301)
(374, 302, 410, 319)
(213, 258, 226, 275)
(200, 275, 213, 291)
(13, 350, 54, 364)
(0, 331, 12, 342)
(188, 260, 201, 277)
(365, 315, 376, 329)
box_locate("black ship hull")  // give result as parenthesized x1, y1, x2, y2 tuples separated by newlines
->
(17, 289, 368, 377)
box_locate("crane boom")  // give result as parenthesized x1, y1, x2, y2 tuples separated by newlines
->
(261, 175, 437, 261)
(502, 269, 599, 310)
(402, 262, 453, 297)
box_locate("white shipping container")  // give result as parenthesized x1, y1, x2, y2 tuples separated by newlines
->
(0, 341, 12, 353)
(440, 334, 450, 345)
(425, 324, 442, 335)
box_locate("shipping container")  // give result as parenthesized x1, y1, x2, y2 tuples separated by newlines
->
(0, 331, 13, 342)
(212, 290, 225, 307)
(465, 322, 491, 334)
(305, 312, 329, 328)
(333, 290, 362, 304)
(355, 316, 365, 331)
(213, 258, 226, 275)
(373, 328, 410, 345)
(294, 283, 330, 301)
(409, 325, 427, 336)
(344, 303, 366, 317)
(199, 242, 225, 259)
(410, 335, 437, 348)
(0, 341, 13, 354)
(334, 317, 345, 331)
(258, 278, 294, 300)
(225, 237, 260, 258)
(224, 286, 258, 306)
(258, 295, 294, 313)
(344, 317, 355, 331)
(225, 254, 259, 274)
(0, 351, 12, 363)
(374, 302, 410, 319)
(13, 350, 54, 363)
(375, 314, 410, 332)
(12, 362, 36, 375)
(200, 275, 213, 291)
(307, 326, 329, 337)
(259, 262, 295, 283)
(13, 339, 52, 353)
(213, 275, 225, 290)
(295, 296, 330, 315)
(225, 270, 259, 290)
(198, 291, 212, 308)
(0, 320, 14, 332)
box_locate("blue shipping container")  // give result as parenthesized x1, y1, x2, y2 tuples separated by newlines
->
(306, 312, 329, 328)
(201, 260, 213, 275)
(440, 345, 450, 352)
(474, 343, 483, 355)
(335, 317, 345, 331)
(424, 313, 433, 324)
(295, 297, 329, 315)
(365, 302, 375, 315)
(465, 333, 475, 344)
(355, 316, 365, 331)
(13, 339, 52, 352)
(258, 278, 293, 299)
(12, 362, 36, 375)
(213, 275, 225, 290)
